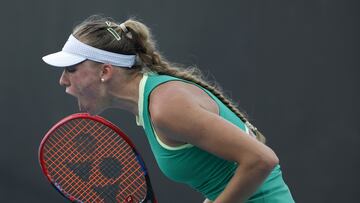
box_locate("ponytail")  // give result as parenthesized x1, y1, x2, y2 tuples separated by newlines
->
(73, 15, 266, 143)
(124, 19, 266, 143)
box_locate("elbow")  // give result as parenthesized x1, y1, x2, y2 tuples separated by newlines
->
(266, 154, 279, 170)
(259, 144, 279, 171)
(243, 150, 279, 173)
(257, 151, 279, 172)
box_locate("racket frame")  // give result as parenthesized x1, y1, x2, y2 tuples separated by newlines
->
(38, 113, 157, 203)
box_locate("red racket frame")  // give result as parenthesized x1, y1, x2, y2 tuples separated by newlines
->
(38, 113, 157, 203)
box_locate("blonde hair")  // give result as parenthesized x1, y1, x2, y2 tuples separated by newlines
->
(73, 15, 266, 143)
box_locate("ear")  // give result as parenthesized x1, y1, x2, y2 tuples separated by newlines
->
(99, 64, 114, 82)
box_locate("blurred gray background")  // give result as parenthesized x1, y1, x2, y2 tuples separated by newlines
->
(0, 0, 358, 202)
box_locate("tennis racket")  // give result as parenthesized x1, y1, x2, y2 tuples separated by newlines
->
(38, 113, 157, 203)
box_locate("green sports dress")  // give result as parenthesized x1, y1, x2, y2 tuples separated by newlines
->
(136, 72, 295, 202)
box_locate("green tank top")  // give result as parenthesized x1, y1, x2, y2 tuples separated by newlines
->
(136, 72, 295, 202)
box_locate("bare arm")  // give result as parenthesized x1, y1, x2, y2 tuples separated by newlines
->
(150, 87, 279, 203)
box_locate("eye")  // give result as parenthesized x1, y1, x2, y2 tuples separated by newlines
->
(65, 66, 77, 73)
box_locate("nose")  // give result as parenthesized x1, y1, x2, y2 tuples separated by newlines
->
(59, 70, 70, 87)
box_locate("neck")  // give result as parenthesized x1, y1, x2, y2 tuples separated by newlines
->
(107, 72, 143, 117)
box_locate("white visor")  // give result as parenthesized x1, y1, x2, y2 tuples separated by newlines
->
(42, 35, 136, 68)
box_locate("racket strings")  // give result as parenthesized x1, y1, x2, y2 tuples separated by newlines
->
(46, 120, 146, 201)
(43, 118, 147, 202)
(45, 119, 96, 170)
(58, 121, 142, 201)
(45, 120, 104, 191)
(62, 129, 142, 202)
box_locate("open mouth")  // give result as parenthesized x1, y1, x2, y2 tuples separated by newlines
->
(65, 89, 98, 115)
(78, 98, 88, 113)
(78, 99, 83, 111)
(65, 89, 87, 112)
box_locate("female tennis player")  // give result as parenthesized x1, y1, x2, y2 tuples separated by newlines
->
(42, 15, 295, 203)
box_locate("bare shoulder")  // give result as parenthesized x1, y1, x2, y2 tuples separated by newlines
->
(149, 80, 218, 118)
(150, 81, 194, 107)
(148, 80, 218, 144)
(147, 80, 278, 165)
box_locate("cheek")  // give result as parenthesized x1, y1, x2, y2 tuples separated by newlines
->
(78, 80, 101, 98)
(69, 69, 101, 97)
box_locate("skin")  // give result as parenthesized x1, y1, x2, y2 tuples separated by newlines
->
(59, 60, 142, 116)
(59, 60, 279, 203)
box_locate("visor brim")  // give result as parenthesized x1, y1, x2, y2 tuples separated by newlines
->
(42, 51, 86, 67)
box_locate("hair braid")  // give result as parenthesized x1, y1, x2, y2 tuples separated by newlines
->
(124, 19, 267, 143)
(72, 15, 266, 143)
(151, 52, 267, 143)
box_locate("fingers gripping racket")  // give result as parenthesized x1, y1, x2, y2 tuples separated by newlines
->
(39, 113, 157, 203)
